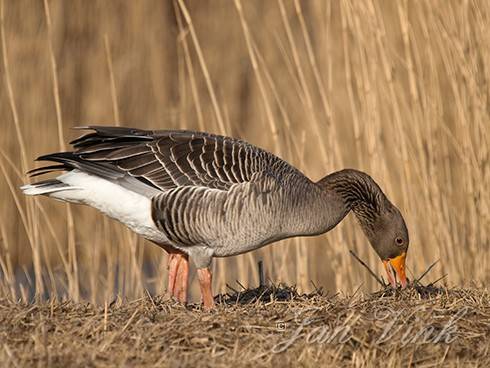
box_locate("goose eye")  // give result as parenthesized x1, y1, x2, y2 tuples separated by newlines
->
(395, 237, 403, 246)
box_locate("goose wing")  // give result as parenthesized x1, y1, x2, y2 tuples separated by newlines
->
(57, 126, 289, 192)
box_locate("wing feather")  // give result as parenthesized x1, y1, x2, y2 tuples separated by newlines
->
(32, 126, 294, 192)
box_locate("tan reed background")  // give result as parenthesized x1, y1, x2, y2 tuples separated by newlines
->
(0, 0, 488, 303)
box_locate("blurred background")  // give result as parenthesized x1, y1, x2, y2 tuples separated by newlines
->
(0, 0, 488, 303)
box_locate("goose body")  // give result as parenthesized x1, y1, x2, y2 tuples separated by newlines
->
(22, 126, 410, 308)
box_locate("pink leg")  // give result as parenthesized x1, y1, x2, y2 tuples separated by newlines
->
(167, 254, 179, 296)
(197, 268, 215, 310)
(167, 253, 189, 303)
(175, 255, 189, 303)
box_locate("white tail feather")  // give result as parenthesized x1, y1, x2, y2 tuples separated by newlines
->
(21, 170, 168, 244)
(20, 182, 81, 196)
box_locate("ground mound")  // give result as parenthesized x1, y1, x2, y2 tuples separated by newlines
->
(0, 284, 488, 367)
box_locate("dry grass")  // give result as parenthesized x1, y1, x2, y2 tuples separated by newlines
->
(0, 0, 488, 306)
(2, 2, 490, 366)
(0, 283, 488, 367)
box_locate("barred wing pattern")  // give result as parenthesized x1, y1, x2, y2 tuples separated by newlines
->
(72, 126, 281, 192)
(31, 126, 310, 268)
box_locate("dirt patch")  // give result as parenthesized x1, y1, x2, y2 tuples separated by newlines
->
(0, 285, 488, 367)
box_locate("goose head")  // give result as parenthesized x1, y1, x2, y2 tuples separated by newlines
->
(318, 169, 409, 288)
(361, 205, 409, 288)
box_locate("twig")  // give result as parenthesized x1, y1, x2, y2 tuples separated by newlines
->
(349, 250, 385, 287)
(310, 280, 319, 291)
(103, 301, 108, 332)
(235, 280, 247, 291)
(258, 260, 265, 287)
(3, 344, 20, 368)
(415, 259, 439, 284)
(428, 273, 448, 287)
(225, 283, 239, 294)
(145, 289, 156, 309)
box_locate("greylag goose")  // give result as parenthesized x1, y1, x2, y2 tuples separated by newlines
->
(21, 126, 409, 309)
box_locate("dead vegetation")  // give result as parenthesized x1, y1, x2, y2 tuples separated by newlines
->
(0, 284, 488, 367)
(0, 1, 489, 304)
(1, 262, 487, 367)
(0, 2, 489, 365)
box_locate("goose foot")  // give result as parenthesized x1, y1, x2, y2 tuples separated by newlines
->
(167, 253, 189, 303)
(197, 268, 215, 310)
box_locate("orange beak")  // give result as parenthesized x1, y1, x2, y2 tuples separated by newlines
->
(383, 252, 407, 288)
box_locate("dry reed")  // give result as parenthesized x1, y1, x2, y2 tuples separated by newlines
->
(0, 0, 488, 305)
